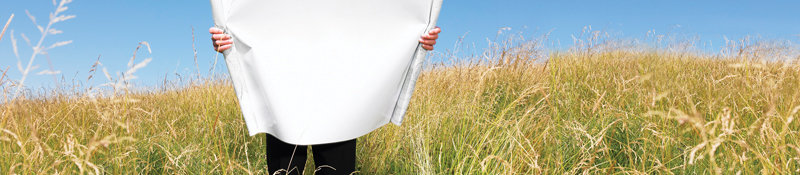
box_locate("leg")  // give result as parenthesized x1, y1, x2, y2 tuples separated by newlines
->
(267, 134, 308, 175)
(311, 139, 357, 175)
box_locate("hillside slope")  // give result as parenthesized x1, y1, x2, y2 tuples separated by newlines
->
(2, 50, 799, 174)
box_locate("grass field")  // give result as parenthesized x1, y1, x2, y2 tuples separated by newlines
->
(4, 1, 800, 174)
(2, 34, 800, 174)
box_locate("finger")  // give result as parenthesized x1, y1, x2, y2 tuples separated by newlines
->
(419, 39, 436, 45)
(422, 45, 434, 51)
(428, 27, 441, 35)
(212, 34, 230, 40)
(209, 27, 225, 34)
(216, 40, 233, 46)
(212, 34, 231, 40)
(421, 34, 439, 40)
(216, 45, 232, 52)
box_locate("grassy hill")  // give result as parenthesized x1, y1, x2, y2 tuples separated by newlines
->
(2, 43, 800, 174)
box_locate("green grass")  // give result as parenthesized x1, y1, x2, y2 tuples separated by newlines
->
(2, 45, 799, 174)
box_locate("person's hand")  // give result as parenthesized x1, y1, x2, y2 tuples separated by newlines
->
(419, 26, 441, 50)
(210, 27, 233, 52)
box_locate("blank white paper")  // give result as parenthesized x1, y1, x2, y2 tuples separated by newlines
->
(211, 0, 442, 145)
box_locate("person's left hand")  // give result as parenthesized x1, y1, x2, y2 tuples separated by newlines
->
(210, 27, 232, 53)
(420, 27, 441, 50)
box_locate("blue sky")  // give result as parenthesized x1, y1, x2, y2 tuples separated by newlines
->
(1, 0, 799, 90)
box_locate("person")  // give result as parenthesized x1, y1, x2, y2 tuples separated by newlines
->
(209, 26, 442, 175)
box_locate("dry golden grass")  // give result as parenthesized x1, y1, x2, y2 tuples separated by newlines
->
(0, 14, 13, 42)
(2, 3, 799, 173)
(0, 0, 800, 174)
(2, 37, 799, 174)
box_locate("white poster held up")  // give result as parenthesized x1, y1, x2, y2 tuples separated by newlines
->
(210, 0, 443, 145)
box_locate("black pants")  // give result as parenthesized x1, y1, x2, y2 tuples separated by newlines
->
(267, 135, 356, 175)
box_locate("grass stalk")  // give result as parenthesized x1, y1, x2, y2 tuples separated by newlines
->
(0, 14, 13, 42)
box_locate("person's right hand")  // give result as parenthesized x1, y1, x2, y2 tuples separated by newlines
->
(210, 27, 232, 52)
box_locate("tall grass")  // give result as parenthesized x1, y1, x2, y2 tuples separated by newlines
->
(0, 14, 13, 42)
(7, 0, 75, 99)
(2, 30, 799, 174)
(2, 3, 799, 174)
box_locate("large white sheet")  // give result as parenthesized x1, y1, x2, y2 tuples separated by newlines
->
(211, 0, 442, 145)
